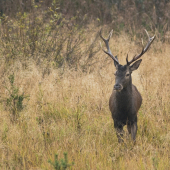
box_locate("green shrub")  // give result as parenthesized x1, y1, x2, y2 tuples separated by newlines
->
(48, 152, 74, 170)
(0, 74, 29, 121)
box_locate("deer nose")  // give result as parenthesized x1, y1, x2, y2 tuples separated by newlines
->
(114, 84, 122, 91)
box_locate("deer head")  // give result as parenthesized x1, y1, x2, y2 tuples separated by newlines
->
(99, 29, 155, 91)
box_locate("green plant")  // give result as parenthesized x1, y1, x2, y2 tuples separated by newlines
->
(1, 74, 29, 121)
(48, 152, 74, 170)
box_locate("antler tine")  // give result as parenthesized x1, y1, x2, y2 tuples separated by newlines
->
(143, 29, 156, 51)
(126, 54, 129, 64)
(99, 29, 119, 64)
(127, 30, 156, 65)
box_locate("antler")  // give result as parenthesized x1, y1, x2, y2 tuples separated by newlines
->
(99, 29, 119, 64)
(127, 29, 156, 65)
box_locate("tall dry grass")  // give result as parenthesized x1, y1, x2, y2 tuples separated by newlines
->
(0, 28, 170, 169)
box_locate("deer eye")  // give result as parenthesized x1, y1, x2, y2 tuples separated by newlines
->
(126, 73, 130, 77)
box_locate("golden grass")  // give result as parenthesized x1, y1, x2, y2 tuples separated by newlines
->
(0, 30, 170, 170)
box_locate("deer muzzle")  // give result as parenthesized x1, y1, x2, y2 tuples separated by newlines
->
(114, 84, 123, 91)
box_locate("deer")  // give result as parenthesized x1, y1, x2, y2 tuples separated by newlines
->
(99, 29, 155, 143)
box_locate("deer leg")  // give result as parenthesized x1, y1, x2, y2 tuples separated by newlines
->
(114, 121, 124, 143)
(127, 124, 131, 134)
(131, 122, 137, 142)
(116, 128, 124, 143)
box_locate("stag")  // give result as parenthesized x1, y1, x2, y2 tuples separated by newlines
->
(100, 29, 155, 142)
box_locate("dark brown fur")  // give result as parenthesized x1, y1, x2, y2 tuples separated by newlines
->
(109, 63, 142, 142)
(99, 29, 155, 142)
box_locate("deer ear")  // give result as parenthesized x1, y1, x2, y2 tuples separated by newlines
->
(130, 59, 142, 72)
(114, 56, 119, 68)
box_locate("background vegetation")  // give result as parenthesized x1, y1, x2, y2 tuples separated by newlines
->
(0, 0, 170, 169)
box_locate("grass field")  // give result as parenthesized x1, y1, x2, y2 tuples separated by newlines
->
(0, 28, 170, 169)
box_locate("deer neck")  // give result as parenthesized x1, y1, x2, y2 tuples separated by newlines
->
(115, 79, 133, 105)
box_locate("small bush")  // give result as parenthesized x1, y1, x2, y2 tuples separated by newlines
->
(48, 152, 74, 170)
(0, 74, 29, 122)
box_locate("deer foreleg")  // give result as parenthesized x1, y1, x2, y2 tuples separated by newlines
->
(131, 122, 137, 142)
(114, 121, 124, 143)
